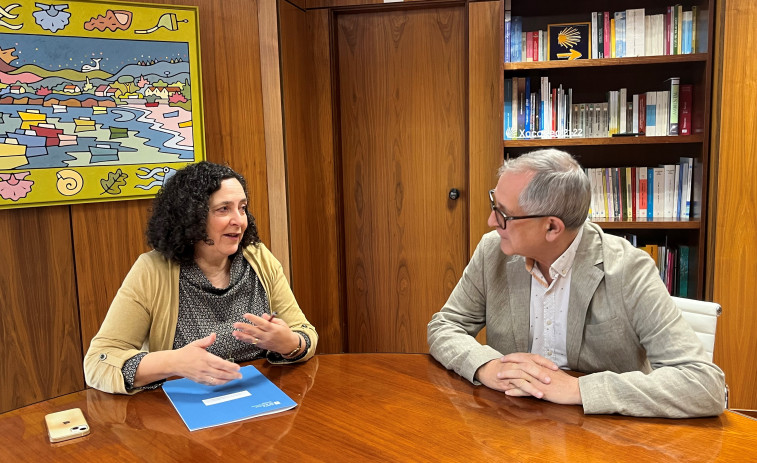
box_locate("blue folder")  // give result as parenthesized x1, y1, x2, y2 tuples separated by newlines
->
(163, 365, 297, 431)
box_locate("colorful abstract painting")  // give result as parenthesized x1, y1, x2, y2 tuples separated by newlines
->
(0, 1, 204, 209)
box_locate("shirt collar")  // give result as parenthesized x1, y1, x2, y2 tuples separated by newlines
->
(525, 226, 584, 285)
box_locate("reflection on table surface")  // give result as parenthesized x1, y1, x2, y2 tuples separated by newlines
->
(1, 353, 755, 462)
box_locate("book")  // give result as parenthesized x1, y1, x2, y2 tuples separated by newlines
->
(663, 164, 676, 218)
(653, 167, 664, 218)
(603, 12, 611, 58)
(645, 91, 657, 136)
(638, 167, 648, 218)
(667, 77, 680, 135)
(638, 92, 646, 134)
(504, 7, 511, 62)
(512, 16, 523, 62)
(679, 84, 692, 135)
(678, 245, 690, 297)
(647, 167, 655, 219)
(163, 365, 297, 431)
(680, 156, 693, 219)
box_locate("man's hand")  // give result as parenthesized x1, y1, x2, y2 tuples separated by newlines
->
(475, 352, 582, 405)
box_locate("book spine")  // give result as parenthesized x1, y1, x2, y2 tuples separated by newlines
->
(692, 6, 698, 53)
(639, 167, 648, 218)
(619, 88, 627, 134)
(504, 9, 511, 62)
(674, 164, 681, 219)
(645, 91, 656, 136)
(626, 166, 633, 220)
(597, 12, 604, 58)
(526, 31, 533, 62)
(653, 167, 664, 218)
(679, 84, 692, 135)
(630, 166, 637, 220)
(610, 18, 616, 58)
(517, 77, 525, 138)
(678, 245, 689, 297)
(677, 5, 683, 54)
(504, 78, 512, 139)
(513, 16, 522, 62)
(668, 77, 680, 135)
(638, 92, 646, 134)
(604, 12, 611, 58)
(663, 164, 676, 218)
(614, 167, 622, 219)
(532, 31, 539, 61)
(524, 77, 531, 136)
(592, 12, 598, 59)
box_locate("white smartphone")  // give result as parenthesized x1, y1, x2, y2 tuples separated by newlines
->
(45, 408, 90, 443)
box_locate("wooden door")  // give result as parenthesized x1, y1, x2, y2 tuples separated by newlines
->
(336, 6, 467, 353)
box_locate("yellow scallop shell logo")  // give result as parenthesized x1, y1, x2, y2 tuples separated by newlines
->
(558, 27, 581, 48)
(56, 169, 84, 196)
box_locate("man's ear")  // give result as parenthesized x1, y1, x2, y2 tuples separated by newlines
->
(545, 217, 566, 241)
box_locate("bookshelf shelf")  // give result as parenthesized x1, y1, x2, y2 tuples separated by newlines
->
(503, 53, 708, 71)
(595, 219, 700, 230)
(503, 134, 703, 147)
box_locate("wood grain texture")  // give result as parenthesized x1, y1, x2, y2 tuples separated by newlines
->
(469, 0, 502, 255)
(279, 4, 344, 353)
(0, 206, 83, 413)
(337, 7, 467, 352)
(72, 200, 151, 355)
(709, 0, 757, 409)
(259, 0, 291, 281)
(1, 354, 756, 461)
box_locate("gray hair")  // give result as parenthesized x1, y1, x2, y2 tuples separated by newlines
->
(498, 149, 590, 229)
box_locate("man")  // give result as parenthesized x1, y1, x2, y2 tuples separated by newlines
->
(427, 149, 725, 418)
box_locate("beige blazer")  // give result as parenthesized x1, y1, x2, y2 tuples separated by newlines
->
(428, 222, 725, 417)
(84, 243, 318, 394)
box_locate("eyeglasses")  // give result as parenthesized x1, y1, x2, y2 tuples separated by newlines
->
(488, 189, 551, 229)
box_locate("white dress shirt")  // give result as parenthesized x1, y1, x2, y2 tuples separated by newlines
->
(526, 226, 584, 368)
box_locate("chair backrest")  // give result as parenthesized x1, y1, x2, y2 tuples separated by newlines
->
(671, 296, 722, 362)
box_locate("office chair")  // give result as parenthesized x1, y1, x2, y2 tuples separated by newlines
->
(671, 296, 728, 408)
(671, 296, 721, 363)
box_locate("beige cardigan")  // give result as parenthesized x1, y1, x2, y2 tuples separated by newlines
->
(84, 243, 318, 394)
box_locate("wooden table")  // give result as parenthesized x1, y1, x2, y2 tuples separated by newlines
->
(1, 354, 755, 462)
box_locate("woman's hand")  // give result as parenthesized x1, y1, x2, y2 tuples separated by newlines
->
(173, 333, 242, 386)
(232, 313, 301, 357)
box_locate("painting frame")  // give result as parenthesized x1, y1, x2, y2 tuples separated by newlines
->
(0, 0, 205, 209)
(548, 22, 591, 61)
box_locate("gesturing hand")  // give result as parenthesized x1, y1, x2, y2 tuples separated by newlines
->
(174, 333, 242, 386)
(232, 313, 301, 356)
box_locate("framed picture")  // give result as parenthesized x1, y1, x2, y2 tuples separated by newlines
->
(0, 1, 205, 210)
(548, 22, 591, 61)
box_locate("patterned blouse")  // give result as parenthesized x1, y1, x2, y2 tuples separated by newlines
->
(121, 251, 308, 390)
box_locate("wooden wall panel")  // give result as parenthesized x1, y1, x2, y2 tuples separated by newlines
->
(259, 0, 291, 281)
(73, 200, 151, 354)
(279, 3, 344, 354)
(469, 0, 502, 253)
(73, 0, 272, 354)
(0, 207, 83, 413)
(709, 0, 757, 409)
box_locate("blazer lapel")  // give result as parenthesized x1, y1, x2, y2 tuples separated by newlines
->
(566, 224, 605, 370)
(506, 256, 531, 353)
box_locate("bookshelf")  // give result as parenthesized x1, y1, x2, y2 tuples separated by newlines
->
(501, 0, 715, 298)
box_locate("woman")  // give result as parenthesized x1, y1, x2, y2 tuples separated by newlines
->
(84, 161, 317, 394)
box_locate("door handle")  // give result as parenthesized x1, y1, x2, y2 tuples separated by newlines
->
(448, 188, 460, 200)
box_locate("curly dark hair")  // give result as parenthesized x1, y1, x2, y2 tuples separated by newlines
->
(146, 161, 260, 265)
